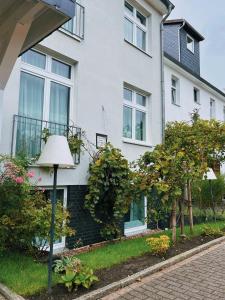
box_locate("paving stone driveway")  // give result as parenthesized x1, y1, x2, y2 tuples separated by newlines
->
(0, 294, 5, 300)
(101, 242, 225, 300)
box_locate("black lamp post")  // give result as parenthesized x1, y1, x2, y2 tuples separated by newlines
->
(37, 135, 74, 293)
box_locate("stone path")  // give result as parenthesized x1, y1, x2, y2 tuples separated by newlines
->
(0, 294, 5, 300)
(102, 242, 225, 300)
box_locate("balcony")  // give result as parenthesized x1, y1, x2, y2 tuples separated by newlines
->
(61, 2, 85, 39)
(11, 115, 81, 164)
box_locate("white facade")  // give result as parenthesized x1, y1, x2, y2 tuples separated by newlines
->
(164, 57, 225, 123)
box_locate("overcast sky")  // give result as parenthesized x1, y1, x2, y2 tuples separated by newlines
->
(169, 0, 225, 91)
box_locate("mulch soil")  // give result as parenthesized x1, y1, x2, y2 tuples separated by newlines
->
(27, 235, 219, 300)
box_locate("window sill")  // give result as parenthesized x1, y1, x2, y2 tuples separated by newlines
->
(58, 28, 83, 42)
(123, 138, 152, 148)
(194, 102, 201, 105)
(124, 39, 152, 58)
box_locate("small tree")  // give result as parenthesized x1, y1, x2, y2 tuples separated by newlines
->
(85, 144, 132, 240)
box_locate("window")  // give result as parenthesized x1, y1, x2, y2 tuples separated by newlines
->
(171, 76, 180, 105)
(124, 1, 147, 51)
(193, 87, 200, 104)
(210, 99, 216, 119)
(123, 87, 148, 142)
(187, 34, 194, 53)
(16, 49, 72, 157)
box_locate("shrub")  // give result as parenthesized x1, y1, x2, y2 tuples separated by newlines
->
(201, 225, 224, 237)
(0, 156, 74, 253)
(85, 144, 132, 240)
(146, 235, 170, 256)
(54, 256, 98, 292)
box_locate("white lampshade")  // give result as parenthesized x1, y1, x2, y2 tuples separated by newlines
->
(203, 168, 217, 180)
(37, 135, 74, 168)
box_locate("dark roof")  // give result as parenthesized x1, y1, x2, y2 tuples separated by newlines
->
(164, 52, 225, 98)
(160, 0, 175, 10)
(164, 19, 205, 41)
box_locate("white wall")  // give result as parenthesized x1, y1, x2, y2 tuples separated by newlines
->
(164, 58, 225, 123)
(0, 0, 165, 186)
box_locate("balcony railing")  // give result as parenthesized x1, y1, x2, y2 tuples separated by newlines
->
(11, 115, 81, 164)
(61, 2, 85, 39)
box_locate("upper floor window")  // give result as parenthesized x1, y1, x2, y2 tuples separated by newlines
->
(171, 76, 180, 105)
(124, 1, 147, 52)
(193, 87, 200, 104)
(187, 34, 194, 53)
(123, 86, 148, 142)
(210, 99, 216, 119)
(61, 2, 85, 39)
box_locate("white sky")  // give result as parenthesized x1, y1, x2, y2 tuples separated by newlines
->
(169, 0, 225, 91)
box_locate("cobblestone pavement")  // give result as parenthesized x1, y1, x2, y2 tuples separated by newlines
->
(101, 242, 225, 300)
(0, 294, 6, 300)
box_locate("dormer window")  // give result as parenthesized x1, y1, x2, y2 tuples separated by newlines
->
(187, 34, 194, 53)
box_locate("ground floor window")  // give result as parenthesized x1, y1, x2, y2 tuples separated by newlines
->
(124, 196, 147, 235)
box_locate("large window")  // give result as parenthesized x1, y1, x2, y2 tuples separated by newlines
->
(171, 76, 180, 105)
(124, 1, 147, 51)
(17, 49, 72, 157)
(123, 87, 148, 142)
(210, 99, 216, 119)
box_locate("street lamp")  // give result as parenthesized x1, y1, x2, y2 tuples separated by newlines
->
(37, 135, 74, 293)
(203, 168, 217, 221)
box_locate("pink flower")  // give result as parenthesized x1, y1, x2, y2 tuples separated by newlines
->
(41, 188, 46, 193)
(27, 171, 35, 178)
(38, 177, 42, 182)
(15, 177, 24, 184)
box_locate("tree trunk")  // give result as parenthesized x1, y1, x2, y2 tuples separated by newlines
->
(171, 199, 177, 243)
(179, 197, 185, 238)
(187, 180, 194, 234)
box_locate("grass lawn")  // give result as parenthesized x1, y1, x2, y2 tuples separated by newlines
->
(0, 221, 224, 296)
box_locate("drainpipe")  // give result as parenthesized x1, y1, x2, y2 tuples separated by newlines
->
(160, 4, 173, 143)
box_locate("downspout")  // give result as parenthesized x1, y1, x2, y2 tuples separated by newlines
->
(160, 4, 173, 143)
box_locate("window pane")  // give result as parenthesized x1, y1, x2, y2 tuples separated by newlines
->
(52, 59, 71, 79)
(17, 72, 44, 157)
(124, 88, 132, 101)
(171, 88, 176, 104)
(136, 27, 146, 50)
(136, 93, 146, 106)
(136, 110, 146, 141)
(187, 36, 194, 52)
(125, 1, 133, 15)
(124, 18, 133, 43)
(22, 49, 46, 69)
(62, 18, 74, 33)
(49, 82, 70, 134)
(124, 196, 145, 229)
(136, 11, 146, 26)
(172, 78, 176, 87)
(123, 106, 132, 138)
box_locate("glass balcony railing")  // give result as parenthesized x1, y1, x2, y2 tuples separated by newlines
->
(61, 2, 84, 39)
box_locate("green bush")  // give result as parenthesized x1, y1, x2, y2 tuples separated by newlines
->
(85, 144, 132, 240)
(201, 224, 224, 237)
(54, 256, 98, 292)
(0, 156, 74, 253)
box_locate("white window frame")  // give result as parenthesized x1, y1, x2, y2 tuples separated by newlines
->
(171, 76, 180, 106)
(187, 34, 194, 53)
(124, 1, 148, 52)
(20, 49, 73, 123)
(193, 87, 200, 104)
(44, 186, 68, 252)
(124, 197, 147, 236)
(210, 98, 216, 119)
(123, 86, 149, 145)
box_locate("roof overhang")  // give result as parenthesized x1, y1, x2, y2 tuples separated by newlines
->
(0, 0, 75, 88)
(145, 0, 174, 15)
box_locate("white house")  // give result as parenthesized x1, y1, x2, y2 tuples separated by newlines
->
(0, 0, 173, 250)
(163, 19, 225, 125)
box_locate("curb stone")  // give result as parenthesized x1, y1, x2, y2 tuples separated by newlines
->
(74, 236, 225, 300)
(0, 284, 25, 300)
